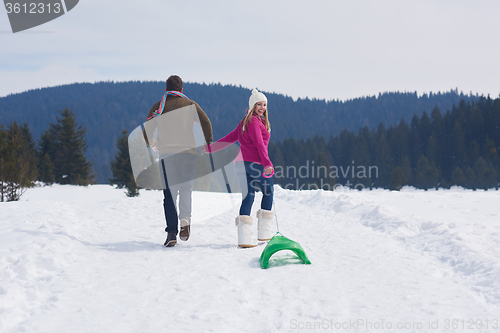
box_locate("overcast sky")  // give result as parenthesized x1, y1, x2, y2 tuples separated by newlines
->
(1, 0, 500, 101)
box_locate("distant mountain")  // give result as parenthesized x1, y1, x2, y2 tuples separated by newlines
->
(0, 81, 479, 183)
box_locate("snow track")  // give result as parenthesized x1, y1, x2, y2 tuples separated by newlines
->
(1, 185, 499, 332)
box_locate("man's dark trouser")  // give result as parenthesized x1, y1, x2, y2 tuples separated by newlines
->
(162, 189, 179, 234)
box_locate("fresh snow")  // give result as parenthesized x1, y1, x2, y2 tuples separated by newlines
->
(1, 185, 500, 332)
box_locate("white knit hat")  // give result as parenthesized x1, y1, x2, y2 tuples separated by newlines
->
(248, 89, 267, 111)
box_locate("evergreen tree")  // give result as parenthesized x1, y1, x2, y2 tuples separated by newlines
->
(373, 124, 393, 188)
(419, 111, 433, 153)
(451, 120, 468, 167)
(430, 107, 445, 172)
(451, 166, 466, 187)
(467, 140, 481, 165)
(0, 122, 38, 201)
(400, 155, 413, 186)
(473, 157, 497, 190)
(349, 134, 371, 188)
(415, 155, 439, 190)
(37, 130, 56, 184)
(38, 153, 55, 184)
(390, 166, 406, 191)
(110, 129, 139, 197)
(315, 151, 335, 190)
(466, 103, 484, 147)
(0, 124, 6, 201)
(20, 123, 39, 186)
(271, 145, 285, 172)
(21, 123, 37, 159)
(483, 136, 500, 166)
(48, 108, 93, 185)
(464, 167, 477, 190)
(338, 129, 356, 170)
(426, 132, 440, 167)
(389, 119, 410, 166)
(431, 106, 444, 130)
(409, 115, 423, 167)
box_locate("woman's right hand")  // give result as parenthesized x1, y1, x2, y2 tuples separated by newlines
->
(264, 166, 274, 177)
(202, 144, 211, 154)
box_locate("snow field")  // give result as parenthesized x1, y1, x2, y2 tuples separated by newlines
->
(1, 185, 499, 332)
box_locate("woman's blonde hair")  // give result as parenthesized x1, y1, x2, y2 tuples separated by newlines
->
(242, 104, 271, 133)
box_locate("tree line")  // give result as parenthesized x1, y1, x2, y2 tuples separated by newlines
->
(0, 81, 479, 182)
(268, 96, 500, 190)
(0, 107, 140, 201)
(0, 108, 94, 201)
(2, 96, 499, 201)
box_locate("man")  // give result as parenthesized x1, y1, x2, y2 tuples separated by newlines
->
(144, 75, 213, 247)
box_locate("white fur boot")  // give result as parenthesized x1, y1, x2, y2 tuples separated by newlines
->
(235, 215, 258, 248)
(257, 209, 275, 241)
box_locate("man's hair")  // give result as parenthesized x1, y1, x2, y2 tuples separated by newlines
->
(166, 75, 183, 92)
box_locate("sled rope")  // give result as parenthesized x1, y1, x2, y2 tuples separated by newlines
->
(271, 186, 280, 234)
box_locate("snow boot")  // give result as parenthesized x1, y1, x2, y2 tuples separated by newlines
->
(179, 219, 190, 241)
(257, 209, 275, 241)
(164, 231, 177, 247)
(235, 215, 258, 248)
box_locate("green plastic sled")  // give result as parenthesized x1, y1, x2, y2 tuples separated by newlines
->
(259, 234, 311, 269)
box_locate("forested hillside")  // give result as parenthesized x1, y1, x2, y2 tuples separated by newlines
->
(269, 97, 500, 190)
(0, 81, 479, 182)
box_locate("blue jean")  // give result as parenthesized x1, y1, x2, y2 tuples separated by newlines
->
(160, 153, 197, 234)
(239, 161, 273, 216)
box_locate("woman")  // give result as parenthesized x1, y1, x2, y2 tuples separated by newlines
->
(208, 89, 275, 248)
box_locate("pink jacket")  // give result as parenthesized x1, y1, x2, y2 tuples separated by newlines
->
(211, 116, 273, 168)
